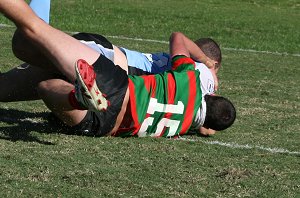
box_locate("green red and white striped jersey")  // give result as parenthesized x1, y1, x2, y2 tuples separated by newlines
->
(116, 55, 202, 137)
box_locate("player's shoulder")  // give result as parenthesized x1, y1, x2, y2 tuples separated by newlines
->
(195, 62, 213, 77)
(195, 62, 209, 71)
(195, 62, 215, 95)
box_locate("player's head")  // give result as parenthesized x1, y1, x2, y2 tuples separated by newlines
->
(203, 95, 236, 131)
(194, 38, 222, 69)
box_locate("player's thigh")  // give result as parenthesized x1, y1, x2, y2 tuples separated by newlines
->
(13, 24, 100, 82)
(34, 24, 101, 82)
(37, 78, 87, 126)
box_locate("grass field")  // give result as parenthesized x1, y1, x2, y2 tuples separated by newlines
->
(0, 0, 299, 197)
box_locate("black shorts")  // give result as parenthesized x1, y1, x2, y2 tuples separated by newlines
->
(82, 55, 128, 136)
(43, 33, 127, 136)
(72, 32, 113, 50)
(55, 55, 128, 137)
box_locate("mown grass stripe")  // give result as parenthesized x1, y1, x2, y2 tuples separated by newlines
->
(1, 23, 299, 57)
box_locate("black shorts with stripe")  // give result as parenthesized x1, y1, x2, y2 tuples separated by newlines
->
(77, 55, 128, 136)
(49, 32, 147, 136)
(50, 52, 128, 137)
(72, 32, 113, 50)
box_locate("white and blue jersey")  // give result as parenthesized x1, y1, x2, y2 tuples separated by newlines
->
(121, 48, 171, 74)
(122, 48, 215, 96)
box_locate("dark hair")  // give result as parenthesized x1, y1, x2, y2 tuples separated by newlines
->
(194, 38, 222, 69)
(203, 95, 236, 131)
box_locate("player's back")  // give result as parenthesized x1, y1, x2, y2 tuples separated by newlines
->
(119, 56, 202, 138)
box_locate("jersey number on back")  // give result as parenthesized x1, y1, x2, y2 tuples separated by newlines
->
(138, 98, 184, 137)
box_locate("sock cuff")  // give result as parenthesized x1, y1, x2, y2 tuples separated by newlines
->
(68, 89, 86, 110)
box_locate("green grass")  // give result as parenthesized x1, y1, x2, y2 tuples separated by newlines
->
(0, 0, 300, 197)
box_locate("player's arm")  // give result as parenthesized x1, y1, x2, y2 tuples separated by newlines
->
(210, 68, 219, 91)
(169, 32, 217, 68)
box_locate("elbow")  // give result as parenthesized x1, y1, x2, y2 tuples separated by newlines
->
(169, 32, 184, 47)
(169, 32, 183, 41)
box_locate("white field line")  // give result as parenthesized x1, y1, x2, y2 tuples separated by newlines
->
(105, 35, 300, 57)
(176, 137, 300, 156)
(0, 24, 13, 28)
(1, 23, 299, 57)
(0, 116, 43, 124)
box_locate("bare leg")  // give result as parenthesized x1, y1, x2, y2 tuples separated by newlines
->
(37, 79, 87, 126)
(0, 63, 59, 102)
(0, 0, 100, 82)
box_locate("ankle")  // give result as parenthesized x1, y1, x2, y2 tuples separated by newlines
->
(68, 89, 86, 110)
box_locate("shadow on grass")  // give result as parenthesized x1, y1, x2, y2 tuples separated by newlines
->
(0, 108, 56, 145)
(0, 107, 211, 144)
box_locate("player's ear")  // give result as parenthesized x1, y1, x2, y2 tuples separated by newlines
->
(215, 62, 221, 71)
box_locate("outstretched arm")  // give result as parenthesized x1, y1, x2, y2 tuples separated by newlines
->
(169, 32, 217, 68)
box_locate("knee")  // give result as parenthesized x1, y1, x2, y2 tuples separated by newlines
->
(12, 29, 38, 62)
(36, 80, 50, 98)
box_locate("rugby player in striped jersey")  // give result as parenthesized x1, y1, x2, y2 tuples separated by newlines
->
(0, 0, 235, 137)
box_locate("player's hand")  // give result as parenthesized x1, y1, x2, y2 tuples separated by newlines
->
(199, 127, 216, 136)
(210, 68, 219, 91)
(205, 57, 218, 69)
